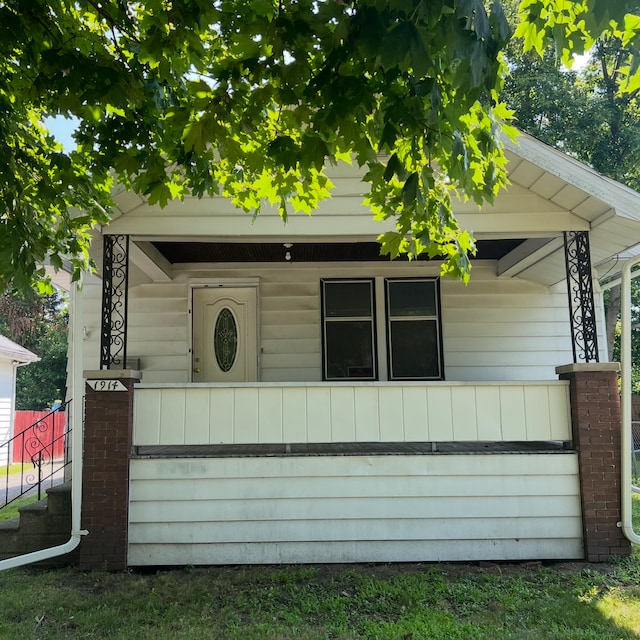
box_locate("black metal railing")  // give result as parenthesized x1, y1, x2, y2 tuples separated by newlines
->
(0, 401, 72, 510)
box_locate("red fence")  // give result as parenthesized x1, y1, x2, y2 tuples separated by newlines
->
(12, 410, 67, 463)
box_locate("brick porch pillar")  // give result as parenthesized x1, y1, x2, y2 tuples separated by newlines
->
(556, 363, 631, 562)
(79, 370, 141, 570)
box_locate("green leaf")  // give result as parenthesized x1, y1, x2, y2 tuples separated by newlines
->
(402, 172, 419, 207)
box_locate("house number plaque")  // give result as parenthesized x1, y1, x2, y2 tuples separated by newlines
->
(87, 379, 128, 392)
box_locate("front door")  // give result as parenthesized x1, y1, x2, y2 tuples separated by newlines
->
(192, 287, 258, 382)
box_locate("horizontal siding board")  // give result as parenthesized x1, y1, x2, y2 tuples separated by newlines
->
(261, 368, 321, 382)
(261, 339, 320, 354)
(445, 352, 571, 367)
(128, 538, 584, 565)
(129, 516, 583, 544)
(445, 365, 560, 381)
(130, 494, 582, 523)
(261, 325, 319, 340)
(131, 449, 577, 479)
(445, 322, 571, 338)
(130, 472, 579, 501)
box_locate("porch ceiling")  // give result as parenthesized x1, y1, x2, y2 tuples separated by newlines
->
(150, 239, 524, 264)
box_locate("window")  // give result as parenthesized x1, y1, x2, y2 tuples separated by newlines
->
(321, 279, 376, 380)
(321, 277, 443, 381)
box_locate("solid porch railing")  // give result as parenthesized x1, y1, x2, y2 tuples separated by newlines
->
(0, 401, 71, 509)
(133, 381, 573, 447)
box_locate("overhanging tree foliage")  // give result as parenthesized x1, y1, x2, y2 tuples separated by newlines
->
(1, 0, 639, 293)
(503, 2, 640, 367)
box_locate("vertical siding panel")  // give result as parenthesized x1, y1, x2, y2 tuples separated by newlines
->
(524, 386, 552, 440)
(475, 387, 502, 440)
(330, 387, 356, 442)
(234, 388, 259, 443)
(426, 386, 453, 441)
(184, 388, 210, 444)
(378, 387, 404, 441)
(306, 387, 331, 442)
(210, 388, 234, 443)
(282, 387, 307, 442)
(450, 387, 478, 440)
(402, 387, 428, 441)
(549, 384, 571, 440)
(258, 388, 283, 443)
(159, 389, 186, 444)
(134, 390, 162, 445)
(499, 386, 527, 440)
(354, 387, 380, 441)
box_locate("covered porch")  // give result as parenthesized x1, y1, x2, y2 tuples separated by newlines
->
(76, 133, 640, 568)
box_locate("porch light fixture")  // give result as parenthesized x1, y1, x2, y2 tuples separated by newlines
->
(283, 243, 293, 261)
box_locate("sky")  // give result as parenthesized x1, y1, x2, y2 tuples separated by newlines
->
(44, 115, 78, 151)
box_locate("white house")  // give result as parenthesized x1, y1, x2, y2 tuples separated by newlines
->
(75, 132, 640, 569)
(0, 336, 39, 466)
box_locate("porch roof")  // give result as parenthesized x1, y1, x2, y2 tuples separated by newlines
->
(103, 131, 640, 287)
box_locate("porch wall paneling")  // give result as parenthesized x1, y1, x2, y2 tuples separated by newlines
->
(128, 453, 583, 565)
(133, 381, 572, 446)
(80, 262, 592, 383)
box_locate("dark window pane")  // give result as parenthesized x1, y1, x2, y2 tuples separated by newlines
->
(324, 281, 372, 317)
(388, 280, 436, 317)
(325, 321, 375, 379)
(389, 320, 440, 378)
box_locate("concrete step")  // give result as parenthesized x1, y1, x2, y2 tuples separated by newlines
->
(0, 481, 77, 566)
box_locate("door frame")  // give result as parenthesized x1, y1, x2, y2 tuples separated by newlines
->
(188, 278, 260, 383)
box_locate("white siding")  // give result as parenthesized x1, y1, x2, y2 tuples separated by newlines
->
(133, 381, 572, 445)
(0, 360, 15, 466)
(128, 453, 583, 565)
(82, 261, 584, 383)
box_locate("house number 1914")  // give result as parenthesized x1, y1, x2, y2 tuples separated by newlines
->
(87, 379, 127, 392)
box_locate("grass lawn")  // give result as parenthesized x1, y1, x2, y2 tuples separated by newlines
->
(0, 498, 638, 638)
(0, 463, 33, 477)
(0, 556, 639, 639)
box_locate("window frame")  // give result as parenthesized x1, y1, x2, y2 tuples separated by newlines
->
(321, 276, 444, 382)
(384, 277, 444, 381)
(320, 278, 378, 381)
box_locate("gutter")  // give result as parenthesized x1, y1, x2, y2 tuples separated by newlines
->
(619, 257, 640, 545)
(0, 278, 88, 570)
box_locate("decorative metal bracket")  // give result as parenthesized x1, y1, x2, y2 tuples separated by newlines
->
(100, 234, 129, 369)
(564, 231, 599, 363)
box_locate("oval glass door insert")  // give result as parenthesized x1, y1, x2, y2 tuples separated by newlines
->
(214, 307, 238, 372)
